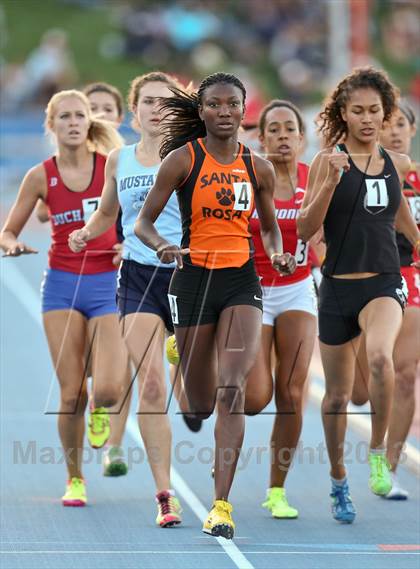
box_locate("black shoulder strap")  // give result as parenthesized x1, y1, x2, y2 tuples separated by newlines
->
(179, 139, 206, 190)
(241, 144, 259, 191)
(380, 145, 400, 181)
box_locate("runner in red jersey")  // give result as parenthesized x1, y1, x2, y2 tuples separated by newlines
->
(351, 100, 420, 499)
(245, 100, 318, 519)
(44, 151, 116, 273)
(0, 90, 127, 506)
(35, 82, 132, 478)
(35, 81, 125, 228)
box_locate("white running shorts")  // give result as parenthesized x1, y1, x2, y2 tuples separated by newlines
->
(262, 275, 317, 326)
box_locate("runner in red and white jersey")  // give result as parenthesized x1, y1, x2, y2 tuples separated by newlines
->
(44, 151, 116, 273)
(245, 100, 318, 519)
(250, 161, 310, 285)
(35, 82, 133, 479)
(0, 90, 127, 507)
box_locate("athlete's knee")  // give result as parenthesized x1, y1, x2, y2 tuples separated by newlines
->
(290, 383, 306, 411)
(60, 390, 88, 414)
(141, 371, 166, 405)
(368, 350, 393, 380)
(217, 384, 245, 413)
(395, 364, 417, 398)
(94, 385, 121, 408)
(276, 382, 305, 411)
(323, 391, 350, 414)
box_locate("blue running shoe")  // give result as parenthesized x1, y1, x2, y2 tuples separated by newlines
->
(330, 480, 356, 524)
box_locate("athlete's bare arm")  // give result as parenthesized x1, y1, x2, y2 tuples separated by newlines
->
(297, 148, 350, 242)
(253, 154, 296, 275)
(35, 199, 49, 223)
(390, 151, 420, 252)
(135, 145, 191, 267)
(68, 149, 121, 252)
(0, 164, 47, 255)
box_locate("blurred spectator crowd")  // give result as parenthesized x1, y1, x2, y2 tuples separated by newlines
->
(0, 0, 418, 117)
(1, 28, 78, 112)
(118, 0, 328, 111)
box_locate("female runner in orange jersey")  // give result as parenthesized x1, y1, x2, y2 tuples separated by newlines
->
(135, 72, 296, 539)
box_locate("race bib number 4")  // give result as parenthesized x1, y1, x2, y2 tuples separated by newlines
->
(233, 182, 252, 211)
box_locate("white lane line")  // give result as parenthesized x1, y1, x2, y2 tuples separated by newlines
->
(308, 364, 420, 476)
(126, 416, 254, 569)
(2, 262, 254, 569)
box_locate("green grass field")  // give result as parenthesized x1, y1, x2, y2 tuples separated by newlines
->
(2, 0, 147, 95)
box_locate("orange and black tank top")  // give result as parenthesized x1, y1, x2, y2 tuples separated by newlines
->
(176, 138, 258, 269)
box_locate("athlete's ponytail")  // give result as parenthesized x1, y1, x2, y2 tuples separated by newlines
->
(159, 72, 247, 159)
(318, 67, 398, 147)
(45, 89, 123, 154)
(87, 116, 123, 154)
(159, 89, 206, 159)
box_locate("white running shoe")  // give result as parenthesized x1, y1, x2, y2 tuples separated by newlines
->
(384, 472, 409, 500)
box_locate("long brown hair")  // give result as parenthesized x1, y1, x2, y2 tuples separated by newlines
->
(127, 71, 185, 132)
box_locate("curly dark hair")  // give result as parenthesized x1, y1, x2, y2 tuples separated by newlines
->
(159, 72, 246, 159)
(318, 67, 399, 147)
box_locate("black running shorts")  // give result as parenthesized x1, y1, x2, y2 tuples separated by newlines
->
(168, 259, 263, 327)
(117, 259, 175, 332)
(318, 273, 407, 345)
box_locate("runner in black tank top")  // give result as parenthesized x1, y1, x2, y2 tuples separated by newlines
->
(297, 68, 420, 524)
(323, 143, 401, 277)
(351, 100, 420, 500)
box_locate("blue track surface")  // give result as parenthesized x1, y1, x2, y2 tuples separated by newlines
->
(1, 213, 419, 569)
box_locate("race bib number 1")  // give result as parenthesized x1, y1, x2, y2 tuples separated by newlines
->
(365, 179, 389, 207)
